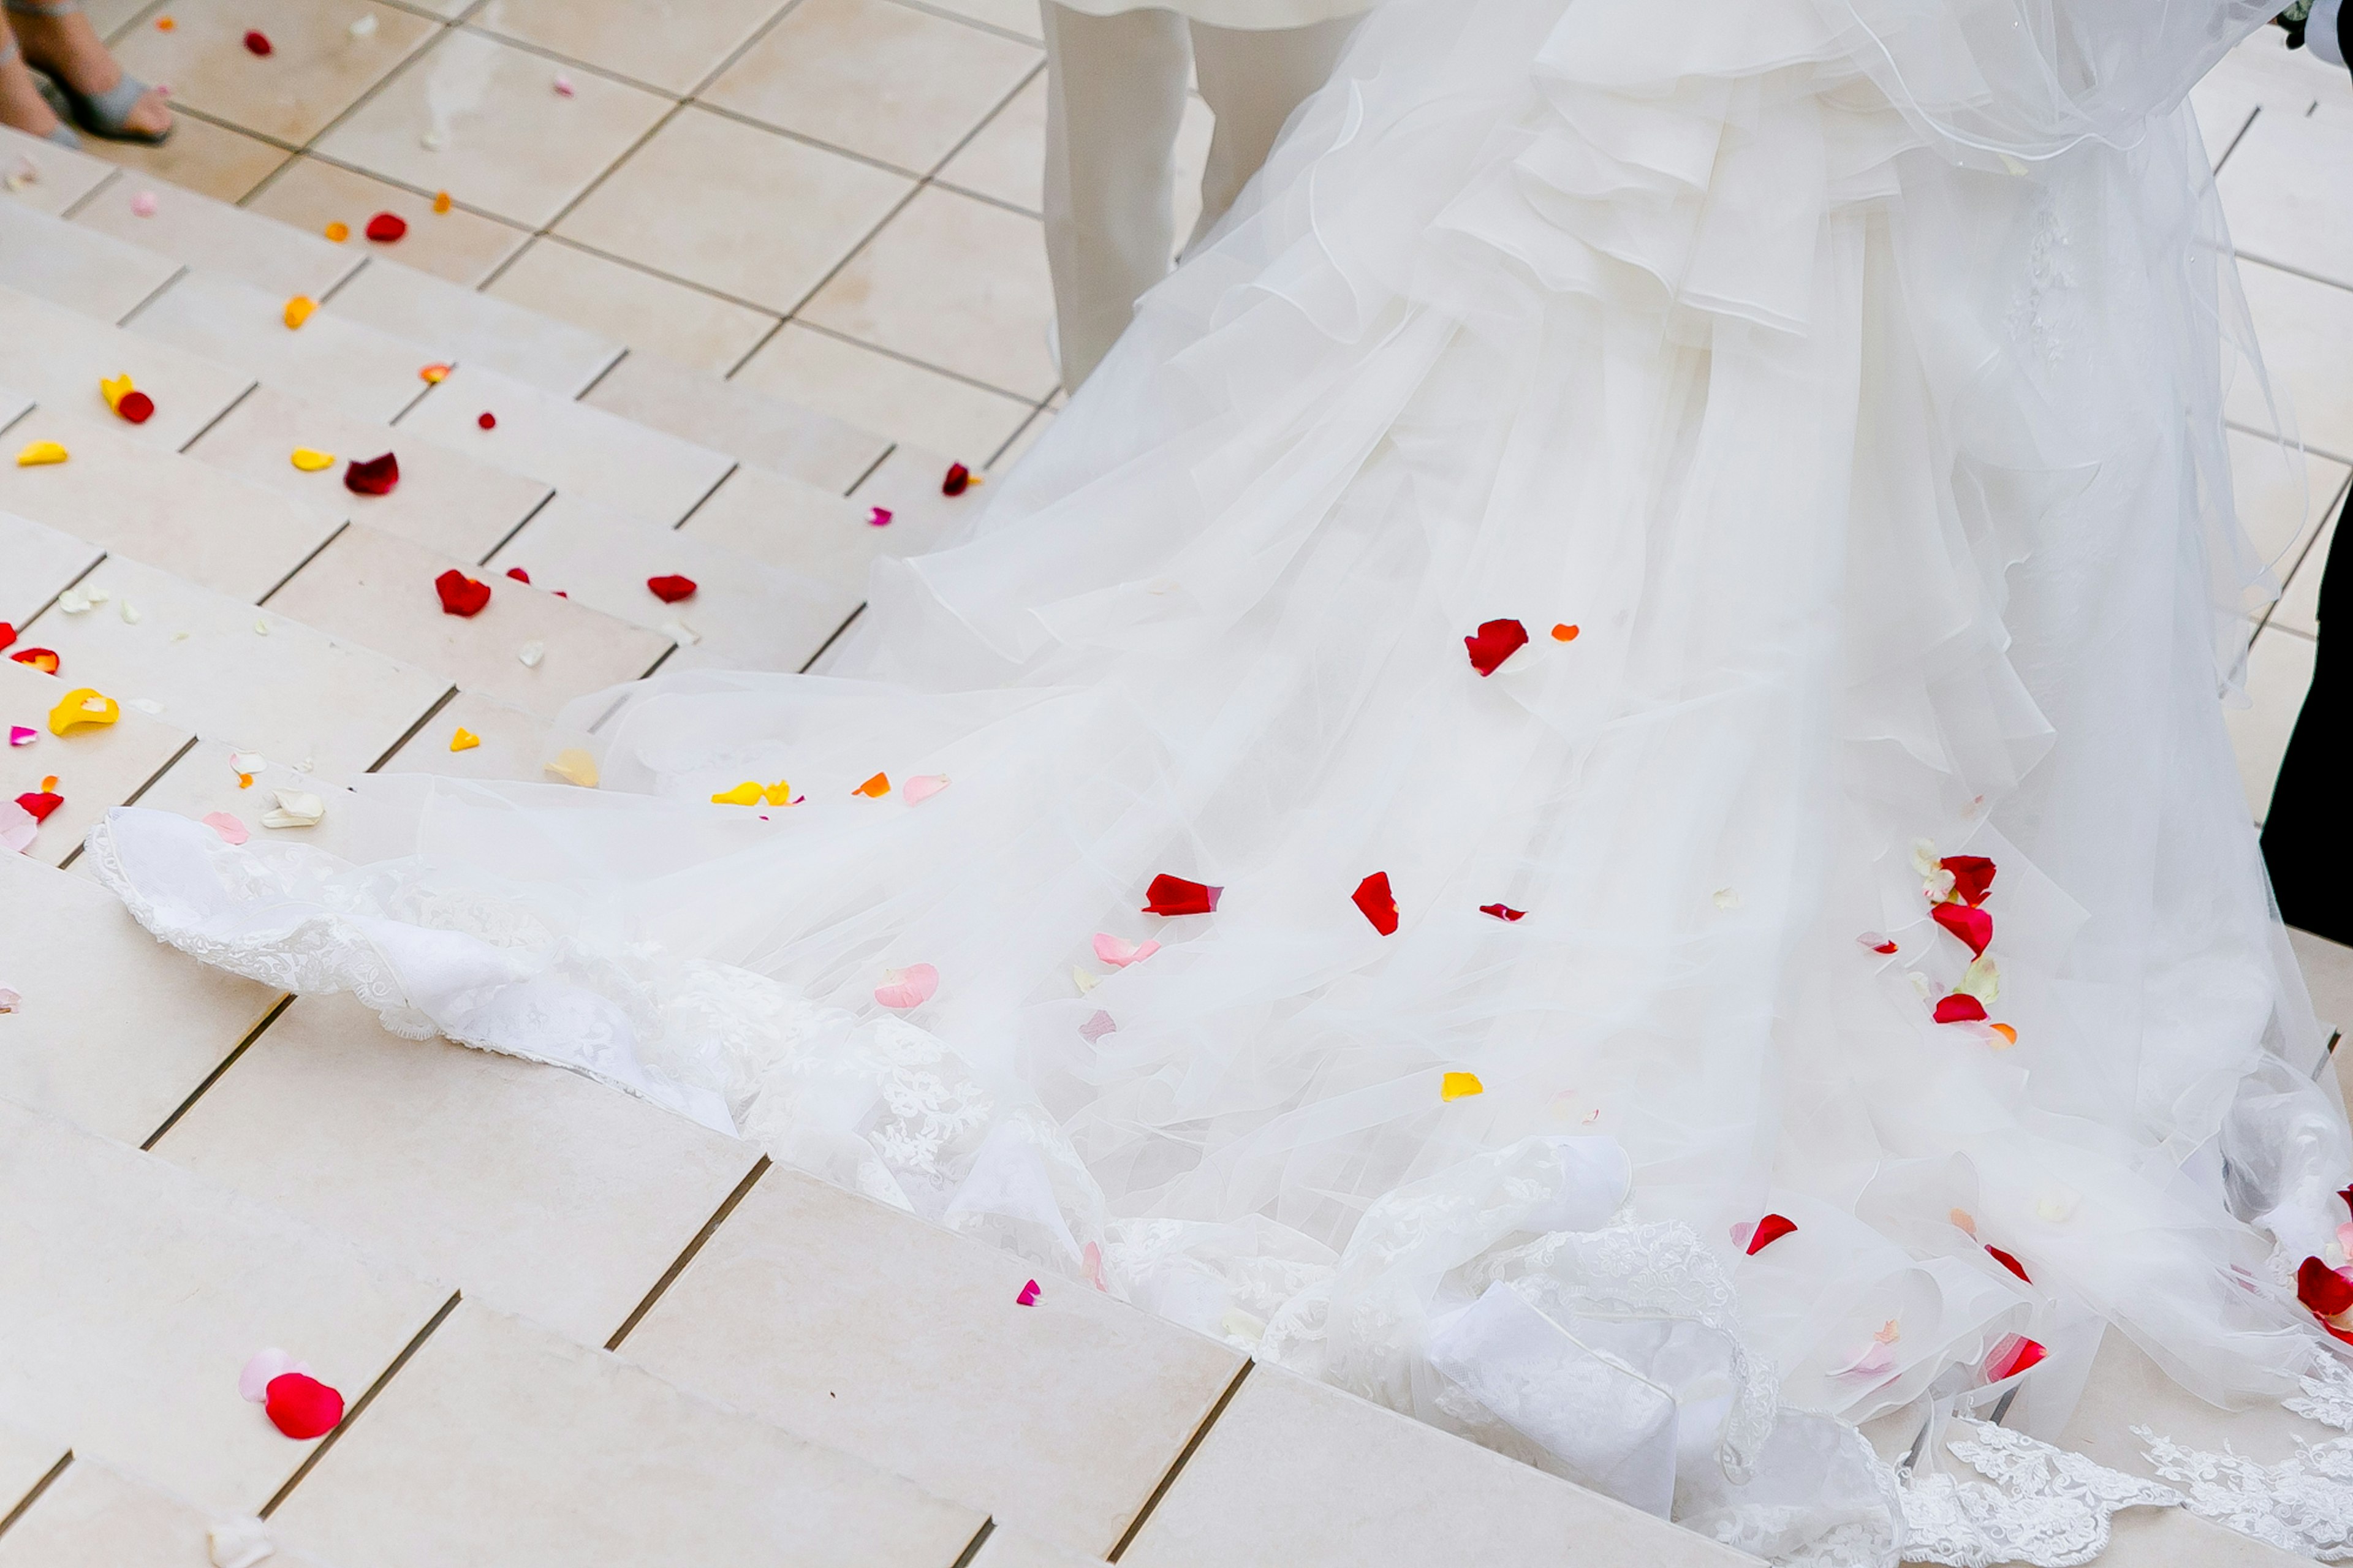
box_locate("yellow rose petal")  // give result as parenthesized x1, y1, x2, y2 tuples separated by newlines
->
(283, 295, 316, 329)
(420, 362, 451, 384)
(544, 748, 599, 788)
(449, 727, 479, 752)
(324, 221, 349, 242)
(711, 781, 763, 806)
(1441, 1071, 1484, 1102)
(433, 190, 452, 214)
(290, 447, 335, 472)
(99, 372, 135, 413)
(48, 687, 119, 736)
(15, 441, 67, 467)
(760, 779, 792, 806)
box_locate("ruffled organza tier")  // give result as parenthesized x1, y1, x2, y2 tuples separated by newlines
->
(88, 0, 2353, 1561)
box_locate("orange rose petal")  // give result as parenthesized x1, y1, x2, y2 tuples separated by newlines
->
(433, 190, 452, 214)
(1988, 1023, 2018, 1047)
(324, 221, 349, 243)
(854, 771, 891, 798)
(419, 363, 451, 384)
(1551, 623, 1579, 642)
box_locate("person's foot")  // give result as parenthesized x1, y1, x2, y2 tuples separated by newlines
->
(0, 23, 70, 140)
(7, 5, 169, 139)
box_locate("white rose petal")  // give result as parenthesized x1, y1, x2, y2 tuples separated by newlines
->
(259, 790, 325, 829)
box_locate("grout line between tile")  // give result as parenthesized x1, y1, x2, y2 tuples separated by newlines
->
(784, 315, 1048, 404)
(174, 379, 259, 456)
(1106, 1359, 1252, 1562)
(669, 458, 740, 531)
(498, 230, 789, 325)
(56, 165, 120, 221)
(255, 520, 351, 608)
(260, 1289, 464, 1519)
(2232, 246, 2353, 298)
(366, 685, 460, 773)
(947, 1518, 998, 1568)
(101, 0, 171, 45)
(140, 993, 294, 1150)
(573, 346, 631, 403)
(0, 1451, 71, 1539)
(604, 1155, 770, 1350)
(799, 603, 865, 673)
(843, 441, 898, 498)
(113, 262, 189, 328)
(476, 486, 559, 567)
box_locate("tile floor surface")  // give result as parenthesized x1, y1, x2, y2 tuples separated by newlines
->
(0, 7, 2351, 1568)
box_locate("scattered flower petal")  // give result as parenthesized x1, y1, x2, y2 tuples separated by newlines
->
(1988, 1022, 2018, 1047)
(238, 1348, 309, 1404)
(290, 447, 334, 471)
(154, 13, 173, 27)
(1142, 874, 1221, 915)
(48, 687, 119, 736)
(1832, 1341, 1897, 1379)
(15, 789, 63, 823)
(2300, 1255, 2353, 1317)
(364, 211, 406, 243)
(433, 569, 490, 618)
(1551, 623, 1580, 642)
(552, 72, 575, 96)
(7, 727, 33, 747)
(904, 774, 949, 804)
(866, 506, 893, 527)
(420, 130, 445, 150)
(646, 574, 697, 604)
(56, 588, 92, 614)
(875, 963, 938, 1009)
(263, 1372, 343, 1439)
(209, 1517, 272, 1568)
(0, 622, 10, 650)
(1746, 1213, 1798, 1255)
(419, 362, 450, 383)
(242, 28, 271, 55)
(1072, 965, 1097, 994)
(1078, 1010, 1116, 1043)
(0, 805, 33, 855)
(1093, 933, 1161, 968)
(711, 781, 763, 806)
(1441, 1070, 1483, 1102)
(1713, 887, 1740, 909)
(761, 779, 793, 806)
(854, 771, 891, 798)
(1931, 901, 1992, 958)
(449, 727, 479, 752)
(1933, 993, 1987, 1023)
(10, 648, 59, 673)
(1983, 1334, 2047, 1382)
(545, 749, 598, 787)
(345, 451, 400, 495)
(477, 411, 496, 430)
(120, 599, 142, 624)
(1985, 1244, 2031, 1283)
(433, 189, 451, 213)
(15, 440, 67, 466)
(1949, 1207, 1978, 1236)
(130, 191, 158, 217)
(1942, 855, 1997, 907)
(1859, 931, 1899, 954)
(1015, 1278, 1040, 1306)
(1463, 618, 1529, 676)
(100, 371, 135, 412)
(324, 221, 349, 242)
(1478, 903, 1525, 921)
(517, 640, 544, 668)
(259, 790, 325, 829)
(347, 12, 376, 36)
(1352, 871, 1399, 935)
(942, 461, 974, 496)
(201, 811, 248, 844)
(1957, 955, 1999, 1006)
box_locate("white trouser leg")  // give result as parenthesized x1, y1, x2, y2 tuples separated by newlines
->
(1182, 13, 1360, 252)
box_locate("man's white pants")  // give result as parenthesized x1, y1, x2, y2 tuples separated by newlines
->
(1042, 3, 1359, 394)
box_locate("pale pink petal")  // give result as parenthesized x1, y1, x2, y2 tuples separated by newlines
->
(904, 774, 950, 804)
(202, 811, 249, 846)
(1092, 933, 1161, 969)
(238, 1347, 309, 1403)
(874, 963, 939, 1010)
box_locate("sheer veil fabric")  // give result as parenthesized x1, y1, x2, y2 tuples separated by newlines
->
(88, 0, 2353, 1560)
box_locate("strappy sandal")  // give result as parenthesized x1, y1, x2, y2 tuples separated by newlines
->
(0, 35, 81, 146)
(5, 0, 168, 145)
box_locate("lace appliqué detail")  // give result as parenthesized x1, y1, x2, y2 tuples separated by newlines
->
(2134, 1357, 2353, 1562)
(1901, 1420, 2180, 1568)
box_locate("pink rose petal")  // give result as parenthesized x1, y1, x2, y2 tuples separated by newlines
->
(1092, 933, 1161, 969)
(7, 725, 34, 747)
(202, 811, 249, 846)
(867, 507, 893, 528)
(1015, 1279, 1040, 1306)
(239, 1347, 309, 1404)
(1078, 1009, 1116, 1043)
(874, 963, 938, 1009)
(904, 774, 949, 804)
(130, 190, 158, 217)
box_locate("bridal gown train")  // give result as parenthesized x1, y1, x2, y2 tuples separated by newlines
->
(86, 0, 2353, 1560)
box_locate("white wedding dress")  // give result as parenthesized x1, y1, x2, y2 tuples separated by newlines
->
(86, 0, 2353, 1561)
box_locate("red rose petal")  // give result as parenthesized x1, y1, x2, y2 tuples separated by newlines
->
(0, 621, 14, 652)
(505, 567, 531, 583)
(1142, 874, 1221, 916)
(344, 452, 400, 496)
(1352, 871, 1399, 936)
(1984, 1334, 2046, 1381)
(10, 648, 58, 673)
(2341, 1184, 2353, 1216)
(1463, 618, 1529, 676)
(1941, 855, 1996, 907)
(1985, 1244, 2031, 1283)
(116, 390, 155, 425)
(14, 790, 62, 822)
(1931, 901, 1993, 958)
(477, 412, 496, 430)
(243, 28, 271, 54)
(1015, 1278, 1040, 1306)
(1479, 903, 1526, 922)
(942, 462, 972, 496)
(1933, 993, 1988, 1023)
(364, 211, 407, 243)
(2300, 1255, 2353, 1317)
(434, 569, 491, 618)
(263, 1371, 343, 1439)
(646, 574, 697, 604)
(1745, 1213, 1797, 1255)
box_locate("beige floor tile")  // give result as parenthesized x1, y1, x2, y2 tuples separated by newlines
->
(0, 409, 342, 602)
(0, 1422, 66, 1518)
(2225, 626, 2316, 826)
(2190, 72, 2257, 170)
(993, 404, 1054, 469)
(847, 437, 992, 548)
(0, 506, 102, 627)
(623, 1163, 1245, 1558)
(78, 110, 290, 204)
(113, 0, 438, 146)
(801, 183, 1056, 397)
(2292, 927, 2353, 1040)
(486, 492, 860, 674)
(971, 1530, 1110, 1568)
(2271, 474, 2349, 638)
(2069, 1507, 2314, 1568)
(113, 739, 394, 866)
(0, 1457, 333, 1568)
(74, 170, 362, 300)
(2218, 107, 2353, 291)
(2229, 426, 2350, 600)
(374, 686, 550, 780)
(0, 123, 121, 215)
(397, 362, 735, 525)
(126, 267, 433, 425)
(325, 256, 624, 397)
(0, 1096, 450, 1515)
(2059, 1328, 2345, 1488)
(155, 991, 760, 1347)
(554, 105, 912, 314)
(0, 845, 276, 1145)
(487, 238, 776, 377)
(245, 154, 533, 286)
(1132, 1366, 1748, 1568)
(0, 281, 254, 450)
(184, 383, 553, 563)
(583, 349, 891, 494)
(25, 553, 450, 781)
(936, 70, 1044, 213)
(383, 0, 469, 17)
(705, 0, 1039, 174)
(270, 1298, 988, 1568)
(2231, 260, 2353, 465)
(735, 324, 1034, 469)
(0, 195, 181, 324)
(0, 655, 192, 868)
(685, 447, 964, 596)
(472, 0, 791, 97)
(263, 523, 673, 718)
(907, 0, 1042, 42)
(316, 30, 673, 229)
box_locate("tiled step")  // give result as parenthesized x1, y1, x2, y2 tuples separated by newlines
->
(0, 406, 341, 602)
(619, 1160, 1244, 1560)
(183, 383, 553, 564)
(685, 452, 970, 597)
(0, 850, 278, 1146)
(115, 740, 382, 868)
(0, 123, 118, 216)
(262, 523, 675, 721)
(0, 506, 100, 628)
(485, 493, 862, 675)
(1, 650, 192, 868)
(0, 1094, 451, 1515)
(396, 363, 734, 527)
(972, 1532, 1112, 1568)
(582, 349, 892, 496)
(0, 281, 254, 450)
(0, 1421, 66, 1523)
(70, 164, 362, 302)
(324, 256, 623, 399)
(373, 687, 551, 782)
(0, 1453, 333, 1568)
(0, 192, 181, 324)
(126, 267, 438, 426)
(265, 1297, 989, 1568)
(18, 551, 450, 783)
(150, 991, 761, 1350)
